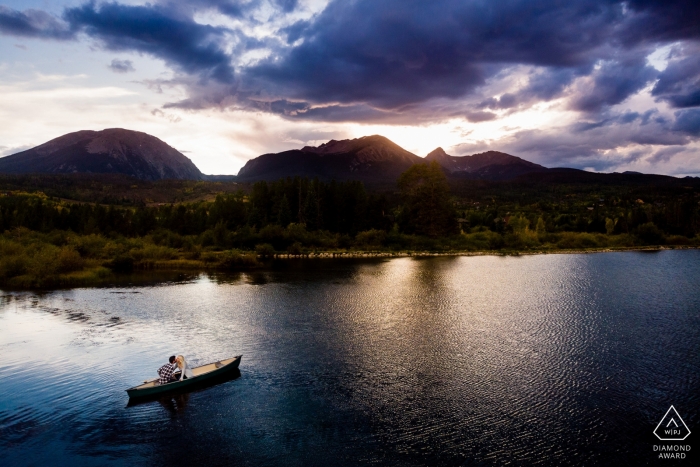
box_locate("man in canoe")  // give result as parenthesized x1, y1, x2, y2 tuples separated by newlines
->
(157, 356, 179, 385)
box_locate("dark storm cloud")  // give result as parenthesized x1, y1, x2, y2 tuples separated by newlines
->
(246, 0, 626, 110)
(4, 0, 700, 120)
(672, 109, 700, 136)
(239, 0, 700, 123)
(108, 58, 134, 73)
(621, 0, 700, 44)
(474, 67, 590, 113)
(63, 2, 236, 83)
(570, 53, 658, 112)
(523, 68, 583, 102)
(153, 1, 290, 20)
(0, 6, 74, 40)
(651, 43, 700, 109)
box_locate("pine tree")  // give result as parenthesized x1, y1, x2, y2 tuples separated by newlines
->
(277, 194, 292, 227)
(397, 161, 456, 237)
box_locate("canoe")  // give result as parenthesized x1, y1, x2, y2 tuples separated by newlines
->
(126, 355, 242, 399)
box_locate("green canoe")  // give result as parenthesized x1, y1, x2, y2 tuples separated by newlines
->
(126, 355, 242, 399)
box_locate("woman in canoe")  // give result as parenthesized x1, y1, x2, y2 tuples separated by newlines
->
(175, 355, 194, 381)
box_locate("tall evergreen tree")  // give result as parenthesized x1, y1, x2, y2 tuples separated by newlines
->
(277, 194, 292, 227)
(397, 161, 456, 237)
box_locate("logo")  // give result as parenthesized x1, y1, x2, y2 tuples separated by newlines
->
(654, 406, 691, 441)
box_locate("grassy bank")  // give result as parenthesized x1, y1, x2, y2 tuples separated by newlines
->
(1, 227, 697, 289)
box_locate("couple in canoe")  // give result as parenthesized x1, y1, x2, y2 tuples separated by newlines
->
(157, 355, 194, 385)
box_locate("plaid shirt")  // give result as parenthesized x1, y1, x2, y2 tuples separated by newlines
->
(157, 363, 177, 385)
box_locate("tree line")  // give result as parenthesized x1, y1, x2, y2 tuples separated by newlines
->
(1, 162, 699, 249)
(2, 162, 700, 288)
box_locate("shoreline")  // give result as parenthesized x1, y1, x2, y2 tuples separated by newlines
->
(1, 245, 697, 291)
(266, 244, 698, 259)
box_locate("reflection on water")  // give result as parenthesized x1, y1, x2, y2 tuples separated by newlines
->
(1, 251, 699, 466)
(157, 393, 190, 414)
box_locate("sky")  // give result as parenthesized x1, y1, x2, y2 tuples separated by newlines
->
(0, 0, 699, 176)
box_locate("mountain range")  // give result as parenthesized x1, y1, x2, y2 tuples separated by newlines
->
(236, 135, 547, 182)
(1, 129, 694, 184)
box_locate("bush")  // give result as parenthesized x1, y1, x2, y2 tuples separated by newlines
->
(460, 230, 503, 250)
(219, 250, 260, 269)
(635, 222, 665, 245)
(72, 234, 108, 258)
(130, 244, 178, 261)
(666, 235, 692, 246)
(0, 237, 21, 257)
(504, 230, 539, 249)
(201, 251, 219, 263)
(607, 233, 635, 247)
(255, 243, 276, 257)
(107, 255, 134, 273)
(556, 232, 600, 249)
(355, 229, 386, 247)
(338, 234, 353, 249)
(0, 254, 27, 280)
(286, 223, 309, 244)
(56, 247, 85, 273)
(28, 245, 62, 280)
(152, 229, 189, 248)
(287, 242, 304, 255)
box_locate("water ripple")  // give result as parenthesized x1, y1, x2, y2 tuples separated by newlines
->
(0, 252, 699, 466)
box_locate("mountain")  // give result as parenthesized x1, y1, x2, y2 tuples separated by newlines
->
(0, 129, 203, 181)
(425, 147, 546, 180)
(237, 135, 423, 181)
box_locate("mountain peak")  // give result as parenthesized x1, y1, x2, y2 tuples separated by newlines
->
(301, 135, 407, 156)
(426, 147, 450, 161)
(238, 135, 422, 181)
(426, 148, 546, 180)
(0, 129, 203, 181)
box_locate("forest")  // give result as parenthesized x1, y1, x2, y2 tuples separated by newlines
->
(1, 162, 699, 287)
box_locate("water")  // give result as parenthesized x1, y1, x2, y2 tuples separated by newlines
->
(1, 251, 698, 466)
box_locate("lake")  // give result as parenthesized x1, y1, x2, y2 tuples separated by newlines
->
(1, 251, 698, 466)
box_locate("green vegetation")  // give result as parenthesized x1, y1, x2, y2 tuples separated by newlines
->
(1, 168, 699, 288)
(397, 161, 456, 237)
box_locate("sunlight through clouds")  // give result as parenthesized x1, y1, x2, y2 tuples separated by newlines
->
(0, 0, 699, 175)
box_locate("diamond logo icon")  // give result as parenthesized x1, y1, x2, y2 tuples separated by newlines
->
(654, 406, 691, 441)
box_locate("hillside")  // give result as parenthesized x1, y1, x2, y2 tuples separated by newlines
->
(426, 148, 546, 180)
(237, 135, 423, 181)
(0, 129, 203, 181)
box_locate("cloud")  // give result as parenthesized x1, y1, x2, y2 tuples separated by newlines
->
(3, 1, 699, 123)
(651, 42, 700, 108)
(0, 144, 32, 157)
(465, 111, 498, 123)
(451, 105, 700, 172)
(63, 2, 237, 83)
(108, 59, 135, 73)
(621, 1, 700, 44)
(647, 146, 686, 164)
(245, 0, 623, 112)
(0, 6, 74, 40)
(672, 109, 700, 136)
(1, 0, 700, 174)
(570, 53, 658, 112)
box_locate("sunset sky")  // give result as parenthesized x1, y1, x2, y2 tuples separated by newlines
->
(1, 0, 699, 176)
